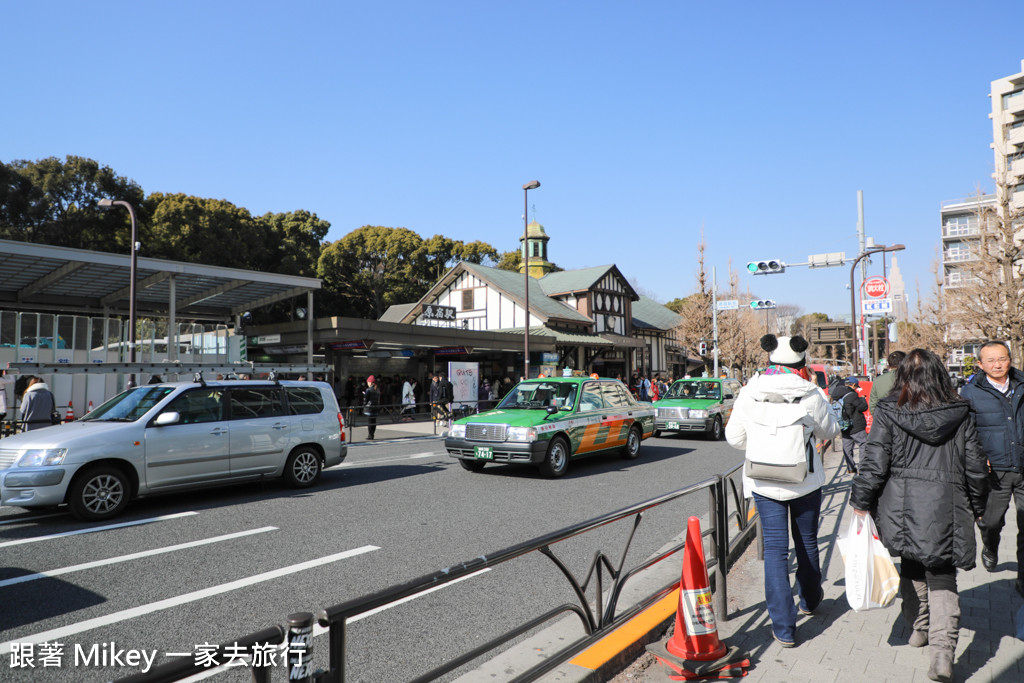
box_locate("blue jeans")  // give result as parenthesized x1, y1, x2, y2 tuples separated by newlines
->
(753, 489, 823, 642)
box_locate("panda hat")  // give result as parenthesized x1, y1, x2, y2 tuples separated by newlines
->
(761, 334, 809, 369)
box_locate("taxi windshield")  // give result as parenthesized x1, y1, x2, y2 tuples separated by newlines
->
(665, 381, 720, 400)
(496, 382, 578, 410)
(80, 386, 175, 422)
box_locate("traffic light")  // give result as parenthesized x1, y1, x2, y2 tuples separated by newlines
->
(698, 341, 708, 355)
(750, 299, 777, 309)
(745, 259, 786, 275)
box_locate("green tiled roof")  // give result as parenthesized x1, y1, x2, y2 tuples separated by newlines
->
(537, 265, 617, 295)
(461, 262, 591, 323)
(632, 295, 682, 331)
(501, 326, 614, 346)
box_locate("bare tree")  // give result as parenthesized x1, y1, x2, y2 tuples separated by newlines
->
(894, 253, 968, 362)
(671, 235, 714, 370)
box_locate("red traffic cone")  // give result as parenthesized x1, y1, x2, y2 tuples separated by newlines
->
(65, 401, 75, 422)
(647, 517, 749, 679)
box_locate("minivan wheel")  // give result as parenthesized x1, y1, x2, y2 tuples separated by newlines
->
(284, 448, 322, 488)
(621, 426, 642, 460)
(539, 437, 570, 478)
(68, 466, 130, 521)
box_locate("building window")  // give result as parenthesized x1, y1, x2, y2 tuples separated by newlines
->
(1002, 89, 1024, 110)
(531, 242, 540, 257)
(461, 289, 475, 311)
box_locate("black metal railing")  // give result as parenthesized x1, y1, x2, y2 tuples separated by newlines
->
(115, 462, 756, 683)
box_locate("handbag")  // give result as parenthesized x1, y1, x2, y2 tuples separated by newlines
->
(49, 391, 62, 425)
(838, 513, 899, 611)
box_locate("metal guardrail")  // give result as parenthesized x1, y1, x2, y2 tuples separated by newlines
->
(114, 462, 758, 683)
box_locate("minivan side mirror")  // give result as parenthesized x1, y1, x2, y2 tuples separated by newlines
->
(154, 412, 181, 427)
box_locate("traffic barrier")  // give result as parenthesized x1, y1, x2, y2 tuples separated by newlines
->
(647, 516, 749, 679)
(65, 401, 75, 422)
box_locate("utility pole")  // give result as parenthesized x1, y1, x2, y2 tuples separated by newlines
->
(712, 267, 719, 378)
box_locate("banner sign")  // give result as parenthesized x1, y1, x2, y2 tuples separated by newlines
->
(327, 339, 372, 350)
(435, 346, 471, 355)
(862, 298, 893, 314)
(422, 305, 456, 321)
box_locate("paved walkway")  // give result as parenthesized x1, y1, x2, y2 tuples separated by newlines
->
(634, 447, 1024, 683)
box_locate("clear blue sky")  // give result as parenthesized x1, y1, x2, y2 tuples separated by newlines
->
(4, 1, 1019, 319)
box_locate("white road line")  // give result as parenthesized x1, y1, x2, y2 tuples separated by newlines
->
(0, 511, 199, 549)
(0, 545, 380, 655)
(0, 527, 279, 589)
(334, 452, 442, 468)
(0, 513, 65, 525)
(176, 567, 492, 683)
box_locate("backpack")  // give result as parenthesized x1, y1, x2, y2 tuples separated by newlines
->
(829, 393, 852, 432)
(743, 394, 814, 484)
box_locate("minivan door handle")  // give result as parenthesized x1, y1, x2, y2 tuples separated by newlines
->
(210, 427, 228, 436)
(272, 423, 287, 430)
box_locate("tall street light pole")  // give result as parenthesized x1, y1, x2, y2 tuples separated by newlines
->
(522, 180, 540, 379)
(98, 199, 139, 387)
(849, 243, 904, 374)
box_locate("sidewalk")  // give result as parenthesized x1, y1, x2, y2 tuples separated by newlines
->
(628, 448, 1024, 683)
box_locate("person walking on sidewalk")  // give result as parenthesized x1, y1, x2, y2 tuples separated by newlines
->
(362, 375, 380, 440)
(960, 340, 1024, 587)
(830, 377, 869, 474)
(869, 350, 906, 412)
(851, 348, 988, 683)
(726, 334, 840, 648)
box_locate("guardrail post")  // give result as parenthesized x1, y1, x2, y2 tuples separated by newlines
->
(710, 476, 728, 621)
(287, 612, 315, 683)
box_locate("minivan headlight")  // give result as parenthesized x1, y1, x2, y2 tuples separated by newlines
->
(450, 424, 466, 438)
(17, 448, 68, 467)
(506, 427, 537, 442)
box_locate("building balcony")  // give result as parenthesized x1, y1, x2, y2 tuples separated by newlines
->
(1009, 124, 1024, 147)
(941, 225, 980, 239)
(942, 251, 978, 263)
(1004, 91, 1024, 116)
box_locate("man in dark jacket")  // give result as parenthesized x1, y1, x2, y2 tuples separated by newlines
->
(960, 341, 1024, 590)
(830, 377, 869, 474)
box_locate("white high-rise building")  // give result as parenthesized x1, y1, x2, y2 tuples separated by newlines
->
(989, 59, 1024, 211)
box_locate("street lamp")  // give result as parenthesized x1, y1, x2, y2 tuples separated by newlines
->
(849, 243, 904, 374)
(522, 180, 540, 379)
(98, 199, 139, 386)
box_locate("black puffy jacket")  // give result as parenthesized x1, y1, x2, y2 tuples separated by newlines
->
(959, 368, 1024, 473)
(830, 384, 868, 435)
(850, 397, 988, 570)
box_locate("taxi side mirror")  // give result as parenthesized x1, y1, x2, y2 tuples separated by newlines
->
(545, 405, 559, 416)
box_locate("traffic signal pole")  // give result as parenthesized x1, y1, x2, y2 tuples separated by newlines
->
(712, 267, 719, 378)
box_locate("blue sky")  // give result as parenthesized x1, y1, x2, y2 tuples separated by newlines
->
(4, 1, 1019, 319)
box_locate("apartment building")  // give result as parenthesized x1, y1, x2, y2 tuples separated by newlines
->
(990, 59, 1024, 210)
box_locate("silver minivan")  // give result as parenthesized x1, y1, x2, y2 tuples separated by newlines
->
(0, 379, 347, 520)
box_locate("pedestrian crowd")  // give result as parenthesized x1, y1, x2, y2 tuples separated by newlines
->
(725, 335, 1021, 683)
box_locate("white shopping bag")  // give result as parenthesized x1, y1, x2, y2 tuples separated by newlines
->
(838, 513, 899, 611)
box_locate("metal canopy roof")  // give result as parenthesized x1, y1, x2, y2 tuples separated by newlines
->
(0, 239, 321, 321)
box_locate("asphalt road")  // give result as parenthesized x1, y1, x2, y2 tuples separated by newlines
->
(0, 432, 743, 682)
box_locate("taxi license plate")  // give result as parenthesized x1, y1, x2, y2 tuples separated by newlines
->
(474, 446, 494, 460)
(667, 421, 680, 430)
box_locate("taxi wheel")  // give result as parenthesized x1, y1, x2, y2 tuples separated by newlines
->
(284, 447, 322, 488)
(621, 426, 642, 460)
(68, 466, 131, 521)
(540, 436, 570, 478)
(707, 417, 724, 441)
(460, 459, 487, 472)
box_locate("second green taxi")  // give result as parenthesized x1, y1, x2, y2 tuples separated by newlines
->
(445, 376, 655, 477)
(652, 377, 742, 440)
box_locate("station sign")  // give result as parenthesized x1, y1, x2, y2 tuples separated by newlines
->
(863, 277, 889, 299)
(716, 300, 739, 311)
(422, 305, 456, 321)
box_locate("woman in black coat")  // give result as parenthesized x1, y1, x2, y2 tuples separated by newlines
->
(362, 375, 380, 440)
(850, 349, 988, 683)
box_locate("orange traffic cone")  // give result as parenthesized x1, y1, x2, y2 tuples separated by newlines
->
(647, 516, 750, 679)
(65, 401, 75, 422)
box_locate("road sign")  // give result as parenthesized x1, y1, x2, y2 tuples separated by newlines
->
(862, 298, 892, 314)
(716, 299, 738, 310)
(863, 277, 889, 299)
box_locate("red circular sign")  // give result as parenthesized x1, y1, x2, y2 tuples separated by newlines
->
(864, 277, 889, 299)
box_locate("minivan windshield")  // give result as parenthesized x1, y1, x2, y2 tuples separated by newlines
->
(664, 381, 720, 400)
(495, 382, 578, 410)
(81, 386, 175, 422)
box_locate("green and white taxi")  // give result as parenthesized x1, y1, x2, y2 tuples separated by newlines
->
(652, 377, 742, 440)
(445, 377, 655, 477)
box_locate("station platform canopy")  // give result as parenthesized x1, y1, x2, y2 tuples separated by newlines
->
(0, 239, 320, 322)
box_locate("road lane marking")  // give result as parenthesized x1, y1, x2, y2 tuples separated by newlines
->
(0, 526, 278, 588)
(0, 511, 199, 549)
(333, 452, 442, 468)
(173, 567, 493, 682)
(0, 513, 65, 525)
(0, 545, 380, 655)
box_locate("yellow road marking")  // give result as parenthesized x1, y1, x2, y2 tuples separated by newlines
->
(569, 587, 680, 670)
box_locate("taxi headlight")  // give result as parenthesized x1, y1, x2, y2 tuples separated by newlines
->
(506, 427, 537, 442)
(450, 424, 466, 438)
(17, 448, 68, 467)
(689, 409, 709, 419)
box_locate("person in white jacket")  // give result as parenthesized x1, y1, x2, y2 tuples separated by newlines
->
(725, 334, 840, 648)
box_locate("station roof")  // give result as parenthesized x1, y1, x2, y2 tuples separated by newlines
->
(0, 239, 321, 321)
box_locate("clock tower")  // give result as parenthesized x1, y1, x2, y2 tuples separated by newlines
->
(519, 220, 555, 278)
